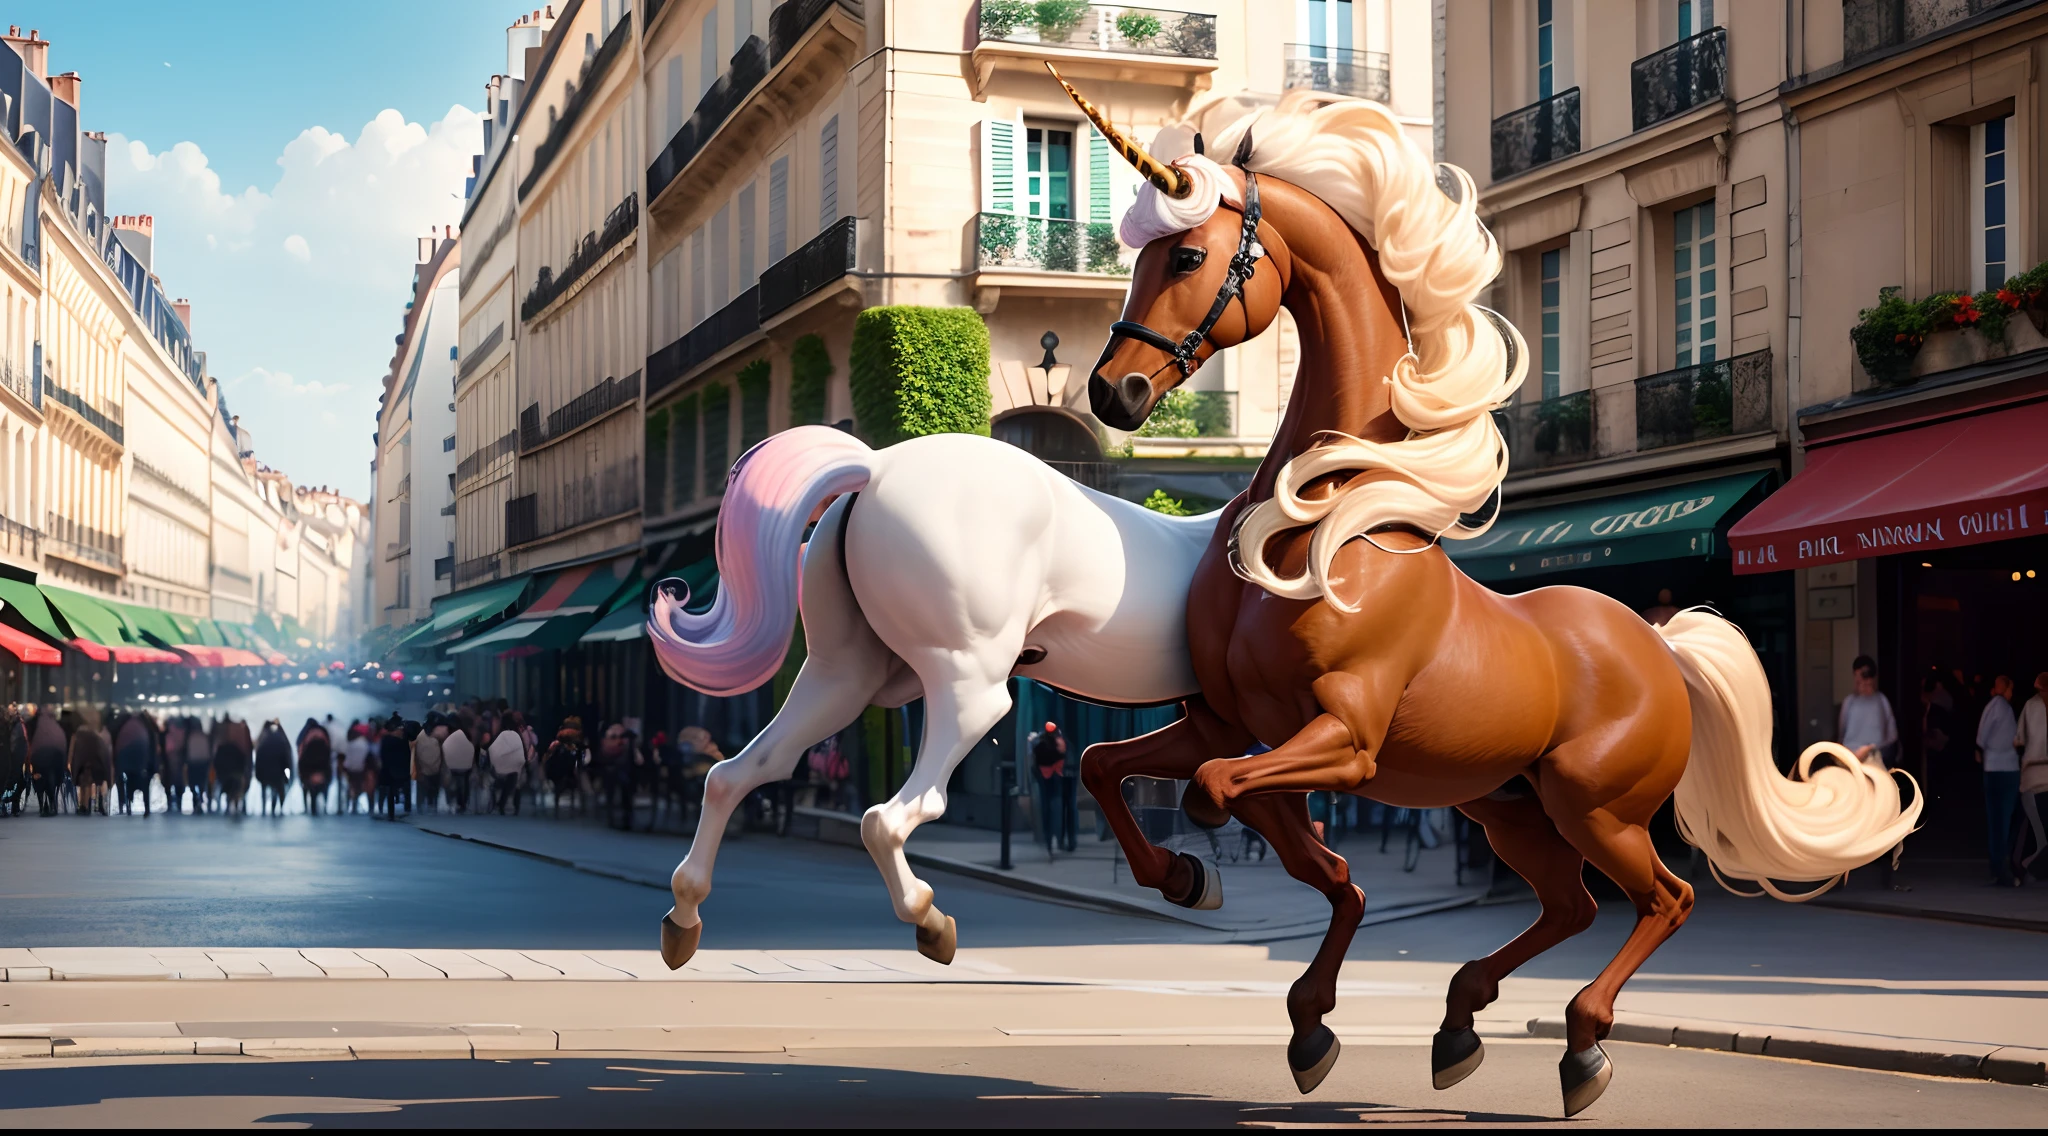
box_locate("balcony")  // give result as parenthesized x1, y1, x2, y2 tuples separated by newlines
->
(1282, 44, 1390, 103)
(454, 553, 503, 587)
(433, 555, 453, 581)
(1844, 0, 2026, 66)
(457, 321, 505, 382)
(1634, 349, 1772, 452)
(0, 355, 35, 411)
(0, 511, 40, 564)
(1133, 389, 1237, 439)
(647, 0, 864, 209)
(1632, 27, 1727, 131)
(504, 458, 640, 550)
(1491, 87, 1581, 182)
(760, 215, 857, 321)
(647, 286, 762, 400)
(517, 13, 632, 200)
(978, 3, 1215, 58)
(45, 382, 124, 445)
(977, 213, 1130, 276)
(518, 371, 642, 454)
(456, 429, 519, 485)
(1494, 390, 1595, 472)
(389, 474, 411, 503)
(521, 193, 638, 323)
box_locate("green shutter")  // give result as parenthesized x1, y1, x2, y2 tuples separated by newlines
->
(1089, 126, 1112, 223)
(981, 118, 1018, 214)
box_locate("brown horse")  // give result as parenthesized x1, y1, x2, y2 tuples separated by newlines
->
(1060, 79, 1919, 1115)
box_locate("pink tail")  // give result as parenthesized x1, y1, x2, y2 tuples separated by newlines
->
(648, 426, 875, 696)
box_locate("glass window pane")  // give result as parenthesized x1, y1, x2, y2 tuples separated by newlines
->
(1675, 248, 1690, 273)
(1701, 343, 1717, 363)
(1677, 347, 1692, 366)
(1539, 0, 1552, 23)
(1986, 227, 2005, 266)
(1542, 312, 1559, 334)
(1699, 239, 1715, 267)
(1986, 152, 2004, 185)
(1676, 303, 1692, 326)
(1675, 277, 1691, 301)
(1987, 116, 2006, 151)
(1542, 340, 1559, 371)
(1699, 268, 1714, 294)
(1542, 248, 1560, 276)
(1698, 207, 1714, 237)
(1701, 320, 1715, 344)
(1541, 281, 1560, 306)
(1986, 186, 2005, 226)
(1701, 295, 1716, 319)
(1675, 209, 1691, 241)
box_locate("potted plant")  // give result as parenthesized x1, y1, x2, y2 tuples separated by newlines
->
(1115, 10, 1162, 47)
(1850, 287, 1930, 387)
(978, 0, 1031, 40)
(1032, 0, 1092, 42)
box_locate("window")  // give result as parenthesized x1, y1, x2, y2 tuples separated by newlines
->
(819, 116, 839, 228)
(1540, 248, 1562, 399)
(700, 10, 718, 97)
(737, 181, 757, 285)
(688, 228, 706, 324)
(710, 202, 732, 309)
(736, 0, 754, 39)
(1025, 126, 1073, 219)
(1673, 201, 1717, 366)
(443, 435, 456, 453)
(768, 156, 789, 262)
(1537, 0, 1554, 99)
(1973, 115, 2015, 291)
(1301, 0, 1353, 59)
(1677, 1, 1714, 38)
(665, 57, 685, 140)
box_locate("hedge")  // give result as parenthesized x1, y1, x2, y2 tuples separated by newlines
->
(849, 306, 992, 447)
(702, 382, 731, 493)
(737, 358, 772, 449)
(789, 333, 832, 427)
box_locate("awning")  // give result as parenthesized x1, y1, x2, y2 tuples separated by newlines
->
(447, 611, 600, 656)
(40, 586, 130, 647)
(579, 604, 646, 643)
(396, 576, 529, 649)
(1728, 402, 2048, 573)
(0, 578, 67, 642)
(111, 643, 184, 665)
(1447, 472, 1771, 583)
(0, 620, 59, 664)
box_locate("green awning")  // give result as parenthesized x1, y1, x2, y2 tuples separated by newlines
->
(0, 578, 67, 642)
(449, 611, 599, 655)
(196, 619, 229, 648)
(579, 604, 646, 643)
(1446, 471, 1771, 583)
(120, 604, 185, 649)
(168, 612, 203, 643)
(40, 586, 131, 646)
(425, 577, 530, 636)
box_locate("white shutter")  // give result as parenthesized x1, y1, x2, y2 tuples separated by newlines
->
(818, 115, 840, 229)
(688, 227, 706, 324)
(737, 181, 757, 285)
(768, 156, 789, 261)
(710, 202, 731, 309)
(664, 57, 685, 140)
(979, 116, 1018, 214)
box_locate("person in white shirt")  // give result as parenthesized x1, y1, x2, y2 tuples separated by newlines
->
(1977, 674, 2021, 886)
(1838, 656, 1902, 888)
(487, 726, 526, 815)
(341, 723, 372, 814)
(2013, 672, 2048, 880)
(442, 724, 477, 814)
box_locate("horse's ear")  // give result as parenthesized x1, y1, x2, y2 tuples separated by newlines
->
(1192, 132, 1205, 156)
(1231, 129, 1255, 169)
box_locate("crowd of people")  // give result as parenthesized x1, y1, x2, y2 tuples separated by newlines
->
(0, 699, 756, 829)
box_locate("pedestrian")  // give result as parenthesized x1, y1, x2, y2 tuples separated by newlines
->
(543, 718, 586, 815)
(1976, 674, 2022, 887)
(68, 707, 113, 817)
(2013, 672, 2048, 882)
(1838, 656, 1903, 888)
(342, 721, 374, 813)
(160, 715, 187, 814)
(113, 710, 155, 816)
(296, 717, 333, 816)
(414, 715, 446, 813)
(254, 720, 293, 815)
(487, 718, 525, 815)
(443, 719, 477, 813)
(378, 714, 413, 820)
(1640, 586, 1680, 626)
(27, 706, 65, 816)
(1030, 721, 1077, 855)
(184, 715, 213, 813)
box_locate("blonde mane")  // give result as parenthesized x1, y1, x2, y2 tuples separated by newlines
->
(1182, 90, 1527, 612)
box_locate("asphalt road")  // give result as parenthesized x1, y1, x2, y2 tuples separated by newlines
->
(0, 1044, 2038, 1128)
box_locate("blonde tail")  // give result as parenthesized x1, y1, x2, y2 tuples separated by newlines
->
(1658, 609, 1921, 901)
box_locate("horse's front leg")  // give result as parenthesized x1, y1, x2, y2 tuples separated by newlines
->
(1184, 670, 1398, 824)
(1080, 696, 1251, 908)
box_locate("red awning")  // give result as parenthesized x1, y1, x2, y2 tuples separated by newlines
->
(111, 644, 184, 665)
(1729, 401, 2048, 573)
(173, 644, 227, 667)
(0, 623, 60, 665)
(220, 647, 270, 667)
(69, 638, 112, 663)
(523, 565, 595, 618)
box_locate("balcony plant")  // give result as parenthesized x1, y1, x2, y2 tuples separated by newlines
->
(1033, 0, 1091, 40)
(1141, 489, 1191, 516)
(1115, 10, 1162, 46)
(978, 0, 1031, 39)
(978, 212, 1021, 264)
(850, 306, 993, 447)
(1531, 391, 1590, 456)
(1085, 221, 1126, 274)
(1849, 287, 1932, 387)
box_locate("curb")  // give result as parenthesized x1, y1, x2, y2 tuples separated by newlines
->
(1810, 895, 2048, 935)
(1527, 1014, 2048, 1086)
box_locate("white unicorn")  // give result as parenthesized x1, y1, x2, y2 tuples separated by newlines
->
(647, 426, 1216, 965)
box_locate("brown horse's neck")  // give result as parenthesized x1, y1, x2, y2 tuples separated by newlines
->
(1248, 183, 1411, 504)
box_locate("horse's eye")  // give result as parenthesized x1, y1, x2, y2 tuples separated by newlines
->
(1170, 246, 1208, 276)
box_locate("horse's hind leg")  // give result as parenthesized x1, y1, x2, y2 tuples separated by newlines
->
(1433, 791, 1597, 1091)
(1541, 788, 1693, 1117)
(1079, 697, 1250, 908)
(1230, 791, 1362, 1094)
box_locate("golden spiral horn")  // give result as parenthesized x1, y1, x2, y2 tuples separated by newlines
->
(1044, 62, 1192, 199)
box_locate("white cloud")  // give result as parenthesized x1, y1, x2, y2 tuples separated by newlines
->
(106, 105, 482, 498)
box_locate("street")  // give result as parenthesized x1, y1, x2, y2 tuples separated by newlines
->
(2, 802, 2042, 1126)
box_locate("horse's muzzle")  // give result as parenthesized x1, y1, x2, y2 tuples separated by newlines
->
(1090, 372, 1154, 432)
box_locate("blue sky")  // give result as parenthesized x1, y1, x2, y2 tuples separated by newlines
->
(13, 0, 527, 498)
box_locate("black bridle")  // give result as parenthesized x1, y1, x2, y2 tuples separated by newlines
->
(1106, 169, 1266, 380)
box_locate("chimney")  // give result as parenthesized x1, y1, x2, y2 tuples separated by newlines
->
(113, 214, 154, 272)
(417, 236, 435, 263)
(173, 298, 191, 332)
(3, 28, 48, 80)
(49, 70, 79, 110)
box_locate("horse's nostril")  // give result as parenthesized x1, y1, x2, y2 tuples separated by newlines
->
(1118, 374, 1152, 414)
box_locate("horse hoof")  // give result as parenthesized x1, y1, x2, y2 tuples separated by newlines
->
(1287, 1025, 1341, 1094)
(1179, 780, 1229, 830)
(1431, 1027, 1484, 1089)
(1165, 852, 1224, 911)
(1559, 1043, 1611, 1117)
(659, 909, 701, 970)
(915, 913, 958, 965)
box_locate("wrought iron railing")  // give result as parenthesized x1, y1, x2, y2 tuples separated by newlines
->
(1491, 87, 1581, 182)
(1493, 390, 1595, 471)
(760, 215, 857, 319)
(520, 193, 638, 322)
(977, 3, 1216, 59)
(45, 382, 124, 444)
(390, 474, 410, 502)
(0, 512, 40, 564)
(504, 459, 640, 548)
(977, 213, 1129, 275)
(0, 355, 33, 409)
(457, 321, 505, 381)
(454, 553, 502, 587)
(1282, 44, 1390, 102)
(1133, 389, 1237, 439)
(517, 14, 632, 200)
(1632, 27, 1727, 130)
(646, 286, 762, 399)
(456, 429, 519, 484)
(505, 494, 539, 548)
(1844, 0, 2023, 65)
(518, 371, 641, 454)
(1634, 348, 1772, 452)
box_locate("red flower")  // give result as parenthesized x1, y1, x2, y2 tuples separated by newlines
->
(1997, 289, 2022, 308)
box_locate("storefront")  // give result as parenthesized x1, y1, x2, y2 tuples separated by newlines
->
(1448, 469, 1799, 760)
(1729, 398, 2048, 855)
